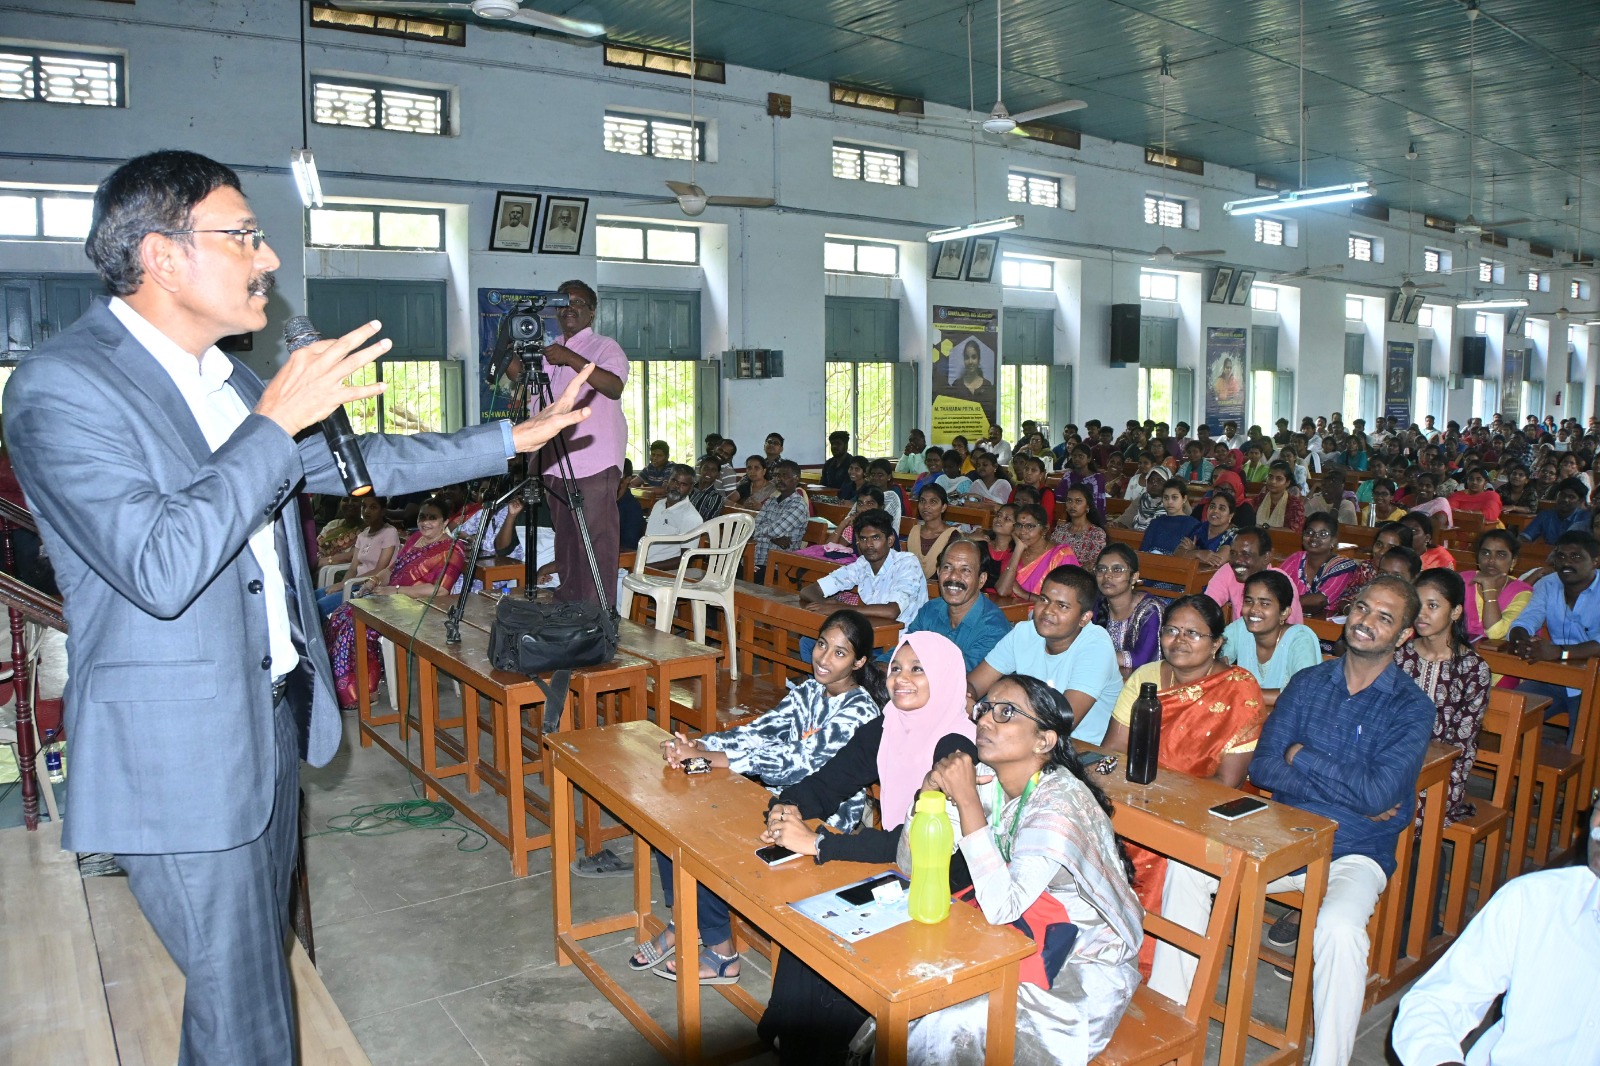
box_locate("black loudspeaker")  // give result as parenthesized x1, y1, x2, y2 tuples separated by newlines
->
(1110, 303, 1141, 365)
(1460, 335, 1488, 377)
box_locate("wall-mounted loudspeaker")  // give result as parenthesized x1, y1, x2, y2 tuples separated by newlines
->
(1460, 335, 1487, 377)
(1110, 304, 1140, 365)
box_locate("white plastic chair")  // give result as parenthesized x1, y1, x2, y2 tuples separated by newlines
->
(317, 561, 352, 590)
(619, 513, 753, 677)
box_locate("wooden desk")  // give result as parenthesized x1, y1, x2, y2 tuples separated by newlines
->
(473, 553, 526, 589)
(734, 580, 901, 678)
(763, 547, 849, 593)
(1081, 746, 1336, 1066)
(546, 721, 1033, 1066)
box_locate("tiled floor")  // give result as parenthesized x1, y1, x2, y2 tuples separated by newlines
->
(302, 703, 1415, 1066)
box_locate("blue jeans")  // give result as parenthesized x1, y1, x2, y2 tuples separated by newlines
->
(315, 587, 344, 619)
(1516, 679, 1579, 745)
(655, 849, 732, 948)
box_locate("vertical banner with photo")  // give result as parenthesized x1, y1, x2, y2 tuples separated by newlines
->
(1383, 340, 1415, 426)
(478, 287, 564, 423)
(1203, 327, 1247, 432)
(930, 305, 998, 445)
(1502, 348, 1524, 423)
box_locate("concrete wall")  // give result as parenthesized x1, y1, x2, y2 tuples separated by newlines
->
(4, 0, 1598, 457)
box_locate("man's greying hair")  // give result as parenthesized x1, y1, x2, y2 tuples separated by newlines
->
(86, 150, 243, 296)
(558, 278, 597, 307)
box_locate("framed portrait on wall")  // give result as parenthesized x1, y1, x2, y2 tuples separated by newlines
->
(1207, 267, 1234, 304)
(1389, 291, 1408, 323)
(1228, 268, 1257, 305)
(489, 191, 539, 252)
(965, 237, 999, 282)
(1403, 293, 1425, 324)
(539, 196, 588, 255)
(931, 238, 969, 280)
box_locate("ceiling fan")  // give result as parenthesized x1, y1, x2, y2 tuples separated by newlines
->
(1144, 58, 1222, 263)
(970, 0, 1085, 135)
(320, 0, 605, 37)
(629, 0, 775, 217)
(1271, 263, 1345, 283)
(1456, 5, 1529, 235)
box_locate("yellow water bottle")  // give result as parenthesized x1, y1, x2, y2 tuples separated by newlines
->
(907, 789, 954, 924)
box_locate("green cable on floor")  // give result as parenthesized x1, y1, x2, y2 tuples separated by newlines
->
(307, 800, 489, 852)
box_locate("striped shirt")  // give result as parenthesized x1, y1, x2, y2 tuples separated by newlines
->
(753, 491, 810, 566)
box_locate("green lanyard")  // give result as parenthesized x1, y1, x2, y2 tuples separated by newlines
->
(990, 772, 1041, 863)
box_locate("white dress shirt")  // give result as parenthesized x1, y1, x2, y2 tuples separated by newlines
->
(973, 438, 1013, 466)
(1392, 866, 1600, 1066)
(817, 549, 929, 625)
(109, 298, 298, 680)
(643, 497, 705, 564)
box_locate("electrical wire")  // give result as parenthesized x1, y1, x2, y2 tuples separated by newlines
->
(307, 799, 489, 852)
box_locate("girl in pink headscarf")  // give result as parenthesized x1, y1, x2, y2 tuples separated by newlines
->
(761, 630, 975, 864)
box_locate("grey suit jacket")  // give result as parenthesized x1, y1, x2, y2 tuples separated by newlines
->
(5, 299, 509, 855)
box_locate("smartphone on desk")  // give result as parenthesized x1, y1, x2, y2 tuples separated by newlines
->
(755, 844, 803, 867)
(1208, 796, 1269, 821)
(835, 873, 908, 907)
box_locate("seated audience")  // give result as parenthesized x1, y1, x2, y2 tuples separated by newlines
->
(1101, 594, 1266, 990)
(1405, 472, 1455, 529)
(750, 460, 809, 581)
(634, 609, 885, 983)
(1507, 530, 1600, 742)
(1012, 454, 1056, 526)
(1461, 529, 1533, 642)
(638, 439, 674, 488)
(617, 459, 644, 552)
(819, 430, 856, 489)
(962, 451, 1012, 509)
(1495, 459, 1540, 519)
(689, 455, 727, 521)
(1395, 568, 1490, 827)
(1178, 490, 1239, 566)
(1303, 468, 1359, 526)
(795, 486, 885, 562)
(1204, 525, 1305, 624)
(895, 428, 928, 475)
(836, 457, 868, 502)
(1222, 570, 1321, 709)
(1174, 440, 1214, 485)
(1114, 467, 1170, 532)
(971, 422, 1013, 466)
(1091, 543, 1163, 679)
(1059, 444, 1109, 514)
(981, 503, 1016, 571)
(896, 678, 1142, 1065)
(315, 496, 363, 561)
(907, 484, 959, 578)
(1390, 807, 1600, 1065)
(1359, 477, 1405, 526)
(1400, 511, 1456, 571)
(1253, 461, 1307, 532)
(728, 455, 777, 507)
(1448, 467, 1504, 527)
(640, 465, 705, 566)
(865, 458, 906, 522)
(997, 504, 1080, 598)
(907, 538, 1012, 671)
(1049, 484, 1107, 570)
(315, 495, 398, 617)
(801, 509, 928, 627)
(1519, 477, 1591, 544)
(1140, 480, 1202, 555)
(948, 435, 977, 474)
(970, 565, 1122, 743)
(911, 446, 945, 497)
(1281, 512, 1363, 617)
(935, 448, 974, 497)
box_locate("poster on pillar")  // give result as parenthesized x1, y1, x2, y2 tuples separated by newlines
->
(1502, 349, 1524, 423)
(1203, 327, 1247, 433)
(930, 305, 999, 445)
(1383, 341, 1414, 426)
(478, 287, 564, 423)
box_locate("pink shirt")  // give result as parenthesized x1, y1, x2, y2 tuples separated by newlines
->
(353, 524, 400, 575)
(1204, 564, 1305, 625)
(541, 327, 629, 480)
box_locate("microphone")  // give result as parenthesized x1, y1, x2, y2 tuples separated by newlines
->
(283, 316, 374, 497)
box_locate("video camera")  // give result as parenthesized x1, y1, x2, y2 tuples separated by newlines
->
(485, 292, 570, 385)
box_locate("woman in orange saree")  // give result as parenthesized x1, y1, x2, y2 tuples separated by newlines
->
(1100, 593, 1267, 983)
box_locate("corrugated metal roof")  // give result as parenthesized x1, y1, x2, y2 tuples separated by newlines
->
(568, 0, 1600, 258)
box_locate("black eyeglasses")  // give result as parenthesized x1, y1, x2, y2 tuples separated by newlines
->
(972, 699, 1044, 726)
(158, 227, 267, 250)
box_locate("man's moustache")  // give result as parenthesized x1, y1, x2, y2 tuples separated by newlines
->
(248, 271, 276, 297)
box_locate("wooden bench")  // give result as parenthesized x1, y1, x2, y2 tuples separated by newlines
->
(1135, 552, 1212, 599)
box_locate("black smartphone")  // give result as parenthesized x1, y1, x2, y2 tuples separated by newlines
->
(1209, 796, 1269, 821)
(755, 844, 802, 867)
(835, 873, 907, 907)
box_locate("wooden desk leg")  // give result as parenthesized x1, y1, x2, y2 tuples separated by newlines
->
(504, 699, 529, 878)
(1286, 855, 1329, 1061)
(417, 657, 441, 801)
(355, 616, 373, 746)
(982, 965, 1019, 1066)
(873, 1001, 911, 1066)
(552, 756, 574, 965)
(1507, 723, 1539, 878)
(674, 857, 703, 1066)
(394, 642, 412, 740)
(634, 831, 653, 937)
(1220, 860, 1268, 1066)
(738, 611, 756, 678)
(1408, 783, 1448, 964)
(464, 688, 481, 793)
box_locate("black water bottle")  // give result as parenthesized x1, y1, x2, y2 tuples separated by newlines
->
(1126, 682, 1162, 785)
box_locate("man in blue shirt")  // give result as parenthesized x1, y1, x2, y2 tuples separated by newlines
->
(1508, 530, 1600, 741)
(1519, 478, 1591, 544)
(907, 539, 1011, 671)
(967, 564, 1122, 743)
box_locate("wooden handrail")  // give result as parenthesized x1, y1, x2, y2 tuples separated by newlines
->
(1, 505, 61, 831)
(0, 498, 36, 533)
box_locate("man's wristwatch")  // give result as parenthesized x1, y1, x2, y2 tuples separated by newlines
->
(1561, 646, 1571, 662)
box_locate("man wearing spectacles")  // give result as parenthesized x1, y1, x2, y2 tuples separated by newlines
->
(2, 150, 594, 1066)
(966, 564, 1122, 744)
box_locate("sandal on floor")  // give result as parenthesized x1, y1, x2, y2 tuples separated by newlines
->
(658, 945, 740, 985)
(629, 925, 675, 971)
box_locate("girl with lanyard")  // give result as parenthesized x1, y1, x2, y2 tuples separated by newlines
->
(887, 676, 1142, 1066)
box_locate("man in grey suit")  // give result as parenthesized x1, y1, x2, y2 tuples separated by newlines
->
(2, 150, 594, 1064)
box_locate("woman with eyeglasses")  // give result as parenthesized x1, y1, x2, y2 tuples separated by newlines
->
(996, 503, 1079, 598)
(1099, 593, 1266, 999)
(1221, 570, 1320, 710)
(886, 676, 1141, 1066)
(1279, 511, 1363, 618)
(1091, 544, 1162, 679)
(1048, 483, 1107, 570)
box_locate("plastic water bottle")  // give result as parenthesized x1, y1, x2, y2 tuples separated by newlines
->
(907, 789, 954, 924)
(1126, 682, 1162, 785)
(42, 728, 65, 785)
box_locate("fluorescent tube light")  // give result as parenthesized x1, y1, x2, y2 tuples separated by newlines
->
(291, 148, 324, 208)
(927, 215, 1023, 243)
(1457, 298, 1529, 310)
(1225, 181, 1372, 217)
